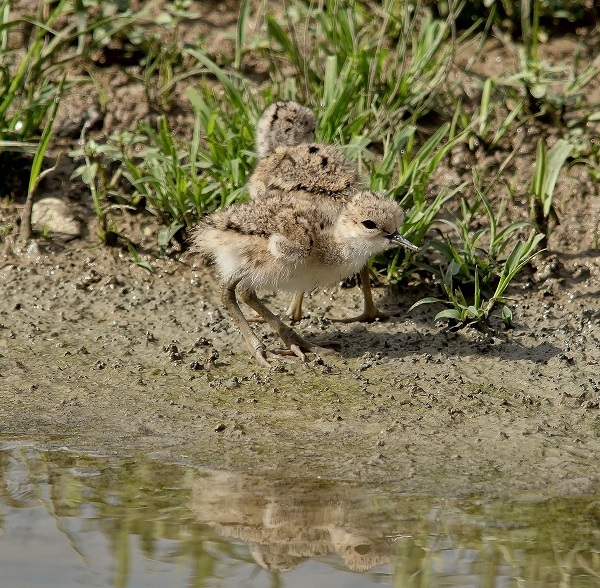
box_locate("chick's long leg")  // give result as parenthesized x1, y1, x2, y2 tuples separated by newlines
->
(239, 288, 337, 362)
(285, 291, 304, 323)
(332, 265, 391, 323)
(221, 280, 271, 368)
(247, 291, 303, 324)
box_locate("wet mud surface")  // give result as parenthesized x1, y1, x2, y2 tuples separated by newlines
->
(1, 241, 598, 497)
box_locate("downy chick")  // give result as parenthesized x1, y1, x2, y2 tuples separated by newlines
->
(250, 100, 406, 323)
(193, 190, 417, 367)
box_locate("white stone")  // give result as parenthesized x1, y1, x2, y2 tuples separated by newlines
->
(31, 197, 81, 240)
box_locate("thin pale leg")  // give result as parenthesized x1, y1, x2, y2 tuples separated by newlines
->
(333, 265, 391, 323)
(249, 290, 304, 324)
(221, 280, 271, 367)
(240, 289, 337, 361)
(286, 291, 304, 323)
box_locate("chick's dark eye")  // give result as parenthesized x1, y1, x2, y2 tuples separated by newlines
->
(362, 220, 377, 229)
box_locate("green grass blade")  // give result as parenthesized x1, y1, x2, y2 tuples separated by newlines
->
(530, 138, 546, 197)
(408, 297, 444, 312)
(479, 77, 493, 137)
(186, 49, 246, 112)
(0, 141, 38, 153)
(323, 55, 338, 108)
(28, 76, 65, 196)
(542, 139, 572, 216)
(435, 309, 463, 322)
(491, 100, 524, 148)
(235, 0, 250, 71)
(266, 14, 306, 76)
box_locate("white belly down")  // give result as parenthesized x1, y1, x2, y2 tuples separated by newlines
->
(245, 258, 364, 293)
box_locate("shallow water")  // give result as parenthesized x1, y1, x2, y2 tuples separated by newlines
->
(1, 441, 598, 588)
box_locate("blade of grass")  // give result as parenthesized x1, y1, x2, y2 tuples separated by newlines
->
(19, 75, 65, 242)
(234, 0, 250, 71)
(543, 139, 572, 216)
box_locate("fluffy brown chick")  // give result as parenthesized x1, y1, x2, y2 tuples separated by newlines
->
(193, 190, 417, 367)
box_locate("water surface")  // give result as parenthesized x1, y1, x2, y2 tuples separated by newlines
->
(0, 441, 598, 587)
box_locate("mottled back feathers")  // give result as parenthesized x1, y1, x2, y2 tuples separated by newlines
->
(248, 143, 362, 202)
(255, 101, 317, 158)
(193, 191, 409, 292)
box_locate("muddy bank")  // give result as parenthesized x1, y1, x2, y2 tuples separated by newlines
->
(0, 242, 598, 497)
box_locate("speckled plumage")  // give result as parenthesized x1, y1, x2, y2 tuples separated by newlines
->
(250, 101, 400, 324)
(193, 190, 416, 366)
(196, 193, 333, 291)
(248, 142, 361, 204)
(255, 101, 316, 158)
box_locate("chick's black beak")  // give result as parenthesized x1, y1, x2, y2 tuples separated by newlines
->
(386, 230, 419, 251)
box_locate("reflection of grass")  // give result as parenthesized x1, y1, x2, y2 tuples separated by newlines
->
(0, 446, 231, 586)
(1, 446, 599, 585)
(391, 496, 600, 587)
